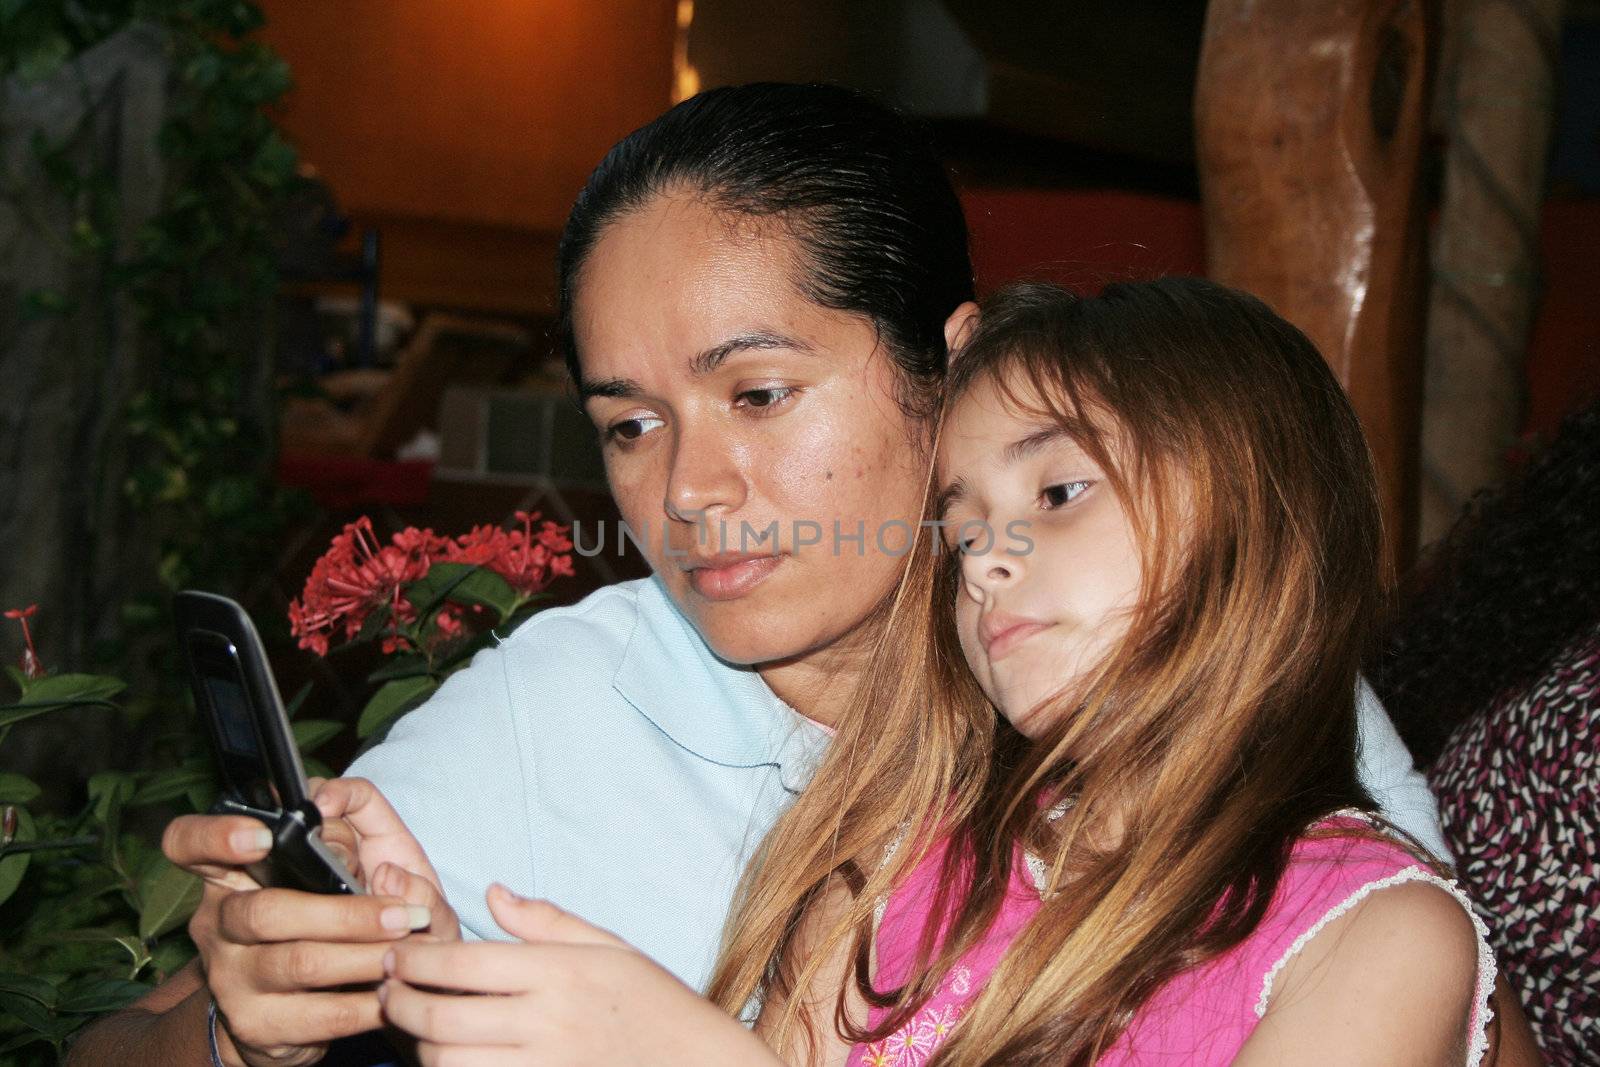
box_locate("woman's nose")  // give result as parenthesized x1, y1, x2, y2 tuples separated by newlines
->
(663, 425, 746, 523)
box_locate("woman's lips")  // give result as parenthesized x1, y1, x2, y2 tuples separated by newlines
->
(686, 554, 783, 601)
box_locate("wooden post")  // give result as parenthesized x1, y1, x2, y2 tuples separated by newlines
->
(1420, 0, 1565, 543)
(1196, 0, 1432, 568)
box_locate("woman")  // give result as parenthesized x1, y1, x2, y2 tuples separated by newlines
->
(66, 83, 1441, 1067)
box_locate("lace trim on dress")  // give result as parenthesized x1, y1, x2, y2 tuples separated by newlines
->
(1253, 865, 1499, 1067)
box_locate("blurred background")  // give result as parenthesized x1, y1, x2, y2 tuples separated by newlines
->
(0, 1, 1596, 1057)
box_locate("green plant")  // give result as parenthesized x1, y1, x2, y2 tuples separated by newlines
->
(0, 509, 577, 1063)
(4, 0, 301, 628)
(0, 603, 351, 1064)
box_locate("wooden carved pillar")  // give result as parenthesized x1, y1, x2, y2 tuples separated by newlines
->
(1421, 0, 1565, 543)
(1196, 0, 1432, 568)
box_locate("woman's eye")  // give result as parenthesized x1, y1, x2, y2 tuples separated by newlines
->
(1040, 480, 1091, 509)
(606, 415, 665, 443)
(734, 386, 796, 412)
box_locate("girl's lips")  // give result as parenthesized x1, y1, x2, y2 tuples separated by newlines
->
(686, 555, 783, 601)
(985, 620, 1053, 663)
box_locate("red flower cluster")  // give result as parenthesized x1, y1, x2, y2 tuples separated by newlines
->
(443, 511, 576, 595)
(288, 513, 573, 657)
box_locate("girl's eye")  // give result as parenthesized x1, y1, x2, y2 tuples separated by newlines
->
(606, 415, 665, 444)
(734, 386, 796, 412)
(1040, 480, 1091, 509)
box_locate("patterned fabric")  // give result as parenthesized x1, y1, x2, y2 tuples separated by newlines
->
(1429, 629, 1600, 1067)
(847, 817, 1496, 1067)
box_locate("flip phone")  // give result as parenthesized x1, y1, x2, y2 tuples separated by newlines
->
(174, 590, 363, 894)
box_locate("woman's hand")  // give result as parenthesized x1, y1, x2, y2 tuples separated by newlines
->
(162, 777, 457, 1067)
(312, 777, 462, 943)
(381, 885, 785, 1067)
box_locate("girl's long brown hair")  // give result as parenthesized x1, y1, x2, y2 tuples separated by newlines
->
(708, 278, 1387, 1066)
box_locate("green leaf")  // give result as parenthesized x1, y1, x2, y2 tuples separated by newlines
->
(56, 978, 150, 1015)
(0, 990, 58, 1038)
(284, 681, 312, 719)
(291, 718, 341, 755)
(0, 673, 126, 728)
(0, 972, 56, 1008)
(0, 1029, 53, 1054)
(366, 653, 430, 684)
(137, 858, 202, 941)
(131, 765, 215, 806)
(0, 805, 35, 907)
(357, 676, 437, 739)
(88, 772, 137, 823)
(20, 673, 125, 704)
(353, 603, 393, 645)
(0, 773, 40, 804)
(403, 563, 478, 621)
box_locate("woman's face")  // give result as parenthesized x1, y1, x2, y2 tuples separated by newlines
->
(572, 191, 930, 666)
(935, 372, 1146, 737)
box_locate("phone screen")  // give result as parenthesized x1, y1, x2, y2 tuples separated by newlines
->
(190, 637, 281, 812)
(204, 673, 260, 759)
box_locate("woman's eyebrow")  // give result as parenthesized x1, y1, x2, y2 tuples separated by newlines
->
(577, 376, 640, 402)
(577, 331, 814, 402)
(689, 331, 813, 376)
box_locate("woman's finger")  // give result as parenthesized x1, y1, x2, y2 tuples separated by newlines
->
(379, 980, 522, 1045)
(218, 989, 384, 1051)
(254, 938, 395, 992)
(485, 884, 626, 947)
(386, 940, 558, 995)
(162, 813, 272, 887)
(315, 777, 444, 884)
(217, 887, 428, 945)
(377, 862, 461, 941)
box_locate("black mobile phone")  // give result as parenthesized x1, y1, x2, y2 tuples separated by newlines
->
(174, 590, 363, 895)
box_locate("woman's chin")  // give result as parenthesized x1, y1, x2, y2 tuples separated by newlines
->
(695, 613, 807, 667)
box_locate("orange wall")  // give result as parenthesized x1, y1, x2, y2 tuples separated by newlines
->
(257, 0, 676, 233)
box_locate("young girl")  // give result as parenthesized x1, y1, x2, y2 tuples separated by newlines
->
(709, 278, 1497, 1066)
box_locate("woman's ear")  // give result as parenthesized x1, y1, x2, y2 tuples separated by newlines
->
(943, 301, 980, 366)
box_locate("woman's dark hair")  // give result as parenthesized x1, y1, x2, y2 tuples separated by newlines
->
(556, 82, 974, 417)
(1368, 397, 1600, 766)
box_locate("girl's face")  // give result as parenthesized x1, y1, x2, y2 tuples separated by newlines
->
(573, 191, 930, 667)
(936, 371, 1146, 737)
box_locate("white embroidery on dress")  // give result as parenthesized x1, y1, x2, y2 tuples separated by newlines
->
(1254, 865, 1499, 1067)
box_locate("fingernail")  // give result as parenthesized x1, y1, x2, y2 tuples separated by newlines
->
(406, 905, 430, 930)
(380, 906, 411, 932)
(383, 949, 395, 975)
(230, 828, 273, 854)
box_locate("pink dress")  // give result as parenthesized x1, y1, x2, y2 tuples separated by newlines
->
(845, 815, 1497, 1067)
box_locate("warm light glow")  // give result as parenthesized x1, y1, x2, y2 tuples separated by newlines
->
(673, 0, 700, 103)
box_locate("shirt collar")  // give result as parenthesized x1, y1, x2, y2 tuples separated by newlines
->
(611, 575, 830, 774)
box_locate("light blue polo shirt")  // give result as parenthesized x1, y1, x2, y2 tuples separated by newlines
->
(347, 575, 830, 988)
(347, 574, 1445, 991)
